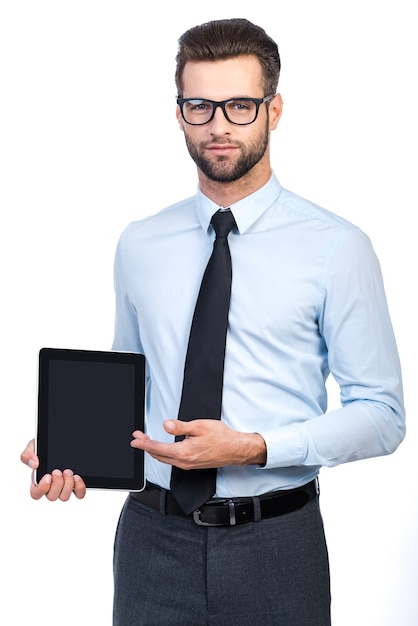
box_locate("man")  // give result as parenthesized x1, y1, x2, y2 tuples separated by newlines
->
(22, 18, 405, 625)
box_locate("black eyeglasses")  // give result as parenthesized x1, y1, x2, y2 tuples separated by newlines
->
(177, 95, 274, 126)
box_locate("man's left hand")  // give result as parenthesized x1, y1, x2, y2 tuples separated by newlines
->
(130, 419, 266, 469)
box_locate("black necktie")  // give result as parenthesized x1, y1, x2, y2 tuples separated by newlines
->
(170, 209, 236, 514)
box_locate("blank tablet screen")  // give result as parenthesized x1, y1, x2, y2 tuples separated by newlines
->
(36, 348, 145, 491)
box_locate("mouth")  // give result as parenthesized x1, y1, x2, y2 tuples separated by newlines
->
(206, 144, 238, 157)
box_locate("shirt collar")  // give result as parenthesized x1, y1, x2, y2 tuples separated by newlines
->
(196, 172, 283, 235)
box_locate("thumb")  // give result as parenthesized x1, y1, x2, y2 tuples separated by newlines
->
(164, 419, 195, 437)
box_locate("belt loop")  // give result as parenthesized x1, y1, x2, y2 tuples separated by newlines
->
(252, 496, 261, 522)
(159, 487, 167, 515)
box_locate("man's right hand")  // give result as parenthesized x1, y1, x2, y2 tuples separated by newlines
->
(21, 439, 87, 501)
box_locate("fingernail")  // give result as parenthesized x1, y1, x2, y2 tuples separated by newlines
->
(28, 459, 35, 469)
(166, 420, 175, 431)
(45, 474, 52, 484)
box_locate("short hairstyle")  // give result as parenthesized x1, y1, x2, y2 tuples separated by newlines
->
(175, 18, 281, 97)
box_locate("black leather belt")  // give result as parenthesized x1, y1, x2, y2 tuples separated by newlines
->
(130, 479, 319, 526)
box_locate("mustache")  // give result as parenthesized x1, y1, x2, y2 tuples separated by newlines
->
(201, 138, 242, 148)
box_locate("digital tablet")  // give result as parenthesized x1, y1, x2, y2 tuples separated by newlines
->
(36, 347, 145, 491)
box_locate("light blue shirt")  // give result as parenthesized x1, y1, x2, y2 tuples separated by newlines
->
(112, 172, 405, 497)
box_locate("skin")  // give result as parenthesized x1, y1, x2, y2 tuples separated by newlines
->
(21, 439, 86, 501)
(21, 55, 283, 499)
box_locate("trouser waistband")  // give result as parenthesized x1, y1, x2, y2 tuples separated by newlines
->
(130, 479, 319, 526)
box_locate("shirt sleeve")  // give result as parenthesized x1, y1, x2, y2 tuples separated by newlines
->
(262, 227, 406, 469)
(111, 230, 143, 354)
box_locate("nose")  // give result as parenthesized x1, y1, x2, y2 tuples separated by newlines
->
(209, 104, 232, 134)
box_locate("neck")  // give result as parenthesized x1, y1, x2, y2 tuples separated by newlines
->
(197, 161, 272, 207)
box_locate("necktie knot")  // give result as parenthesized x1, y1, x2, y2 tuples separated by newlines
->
(211, 209, 236, 239)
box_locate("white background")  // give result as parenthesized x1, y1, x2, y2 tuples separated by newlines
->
(1, 1, 416, 624)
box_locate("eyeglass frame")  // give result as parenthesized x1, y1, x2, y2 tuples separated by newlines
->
(176, 94, 275, 126)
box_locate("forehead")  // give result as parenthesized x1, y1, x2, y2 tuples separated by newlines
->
(181, 55, 264, 99)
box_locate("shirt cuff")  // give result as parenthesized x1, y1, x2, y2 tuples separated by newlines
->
(259, 424, 307, 469)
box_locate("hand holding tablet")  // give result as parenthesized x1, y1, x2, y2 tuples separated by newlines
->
(35, 348, 146, 492)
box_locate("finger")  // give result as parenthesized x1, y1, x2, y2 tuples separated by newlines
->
(132, 433, 182, 464)
(45, 469, 65, 501)
(73, 475, 87, 499)
(163, 419, 204, 437)
(131, 427, 197, 466)
(132, 436, 176, 458)
(30, 472, 52, 500)
(21, 438, 39, 469)
(60, 470, 86, 501)
(164, 420, 178, 434)
(131, 430, 151, 443)
(29, 469, 87, 501)
(59, 470, 77, 502)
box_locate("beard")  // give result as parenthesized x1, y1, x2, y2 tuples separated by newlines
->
(184, 120, 269, 183)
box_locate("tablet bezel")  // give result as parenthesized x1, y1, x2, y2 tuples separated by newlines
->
(36, 347, 145, 491)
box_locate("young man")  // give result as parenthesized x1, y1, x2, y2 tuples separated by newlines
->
(22, 18, 405, 625)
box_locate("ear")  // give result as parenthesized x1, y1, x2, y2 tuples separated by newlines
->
(268, 93, 283, 130)
(176, 104, 185, 131)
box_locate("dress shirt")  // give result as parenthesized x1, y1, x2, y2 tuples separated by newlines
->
(112, 172, 405, 497)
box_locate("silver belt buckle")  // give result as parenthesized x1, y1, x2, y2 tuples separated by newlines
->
(193, 499, 237, 526)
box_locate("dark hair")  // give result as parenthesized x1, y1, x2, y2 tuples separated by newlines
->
(175, 18, 281, 97)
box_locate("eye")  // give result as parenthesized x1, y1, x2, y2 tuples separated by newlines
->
(228, 100, 253, 112)
(186, 100, 212, 112)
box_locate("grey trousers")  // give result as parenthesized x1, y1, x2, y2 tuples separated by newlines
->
(113, 494, 331, 626)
